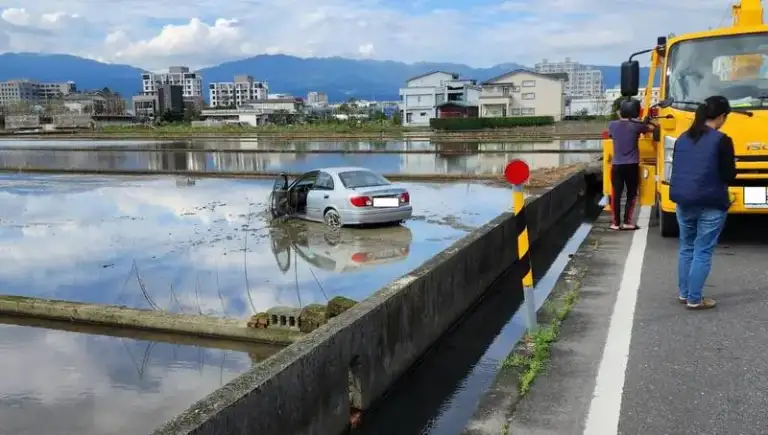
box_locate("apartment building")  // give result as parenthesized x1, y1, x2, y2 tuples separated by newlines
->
(535, 58, 603, 97)
(141, 66, 203, 98)
(478, 70, 567, 120)
(398, 71, 481, 126)
(0, 79, 76, 106)
(605, 86, 661, 105)
(63, 90, 125, 115)
(208, 75, 269, 108)
(306, 91, 329, 107)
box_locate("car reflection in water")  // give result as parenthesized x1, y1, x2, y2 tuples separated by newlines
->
(270, 221, 413, 274)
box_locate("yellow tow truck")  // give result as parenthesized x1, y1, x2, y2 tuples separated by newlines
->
(603, 0, 768, 237)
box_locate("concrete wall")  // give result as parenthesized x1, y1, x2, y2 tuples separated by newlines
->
(5, 115, 40, 130)
(153, 171, 587, 435)
(53, 114, 92, 128)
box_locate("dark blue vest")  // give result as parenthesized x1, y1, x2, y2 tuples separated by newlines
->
(669, 128, 730, 210)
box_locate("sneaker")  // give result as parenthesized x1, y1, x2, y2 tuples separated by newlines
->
(686, 298, 717, 310)
(678, 296, 687, 304)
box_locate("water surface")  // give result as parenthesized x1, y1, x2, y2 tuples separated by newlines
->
(0, 174, 512, 317)
(0, 321, 260, 435)
(0, 148, 596, 175)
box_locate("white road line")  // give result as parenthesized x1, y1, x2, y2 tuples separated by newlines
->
(582, 206, 652, 435)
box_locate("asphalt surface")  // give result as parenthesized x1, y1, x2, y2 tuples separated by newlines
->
(503, 209, 768, 435)
(619, 213, 768, 435)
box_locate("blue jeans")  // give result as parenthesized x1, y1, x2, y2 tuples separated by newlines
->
(676, 205, 727, 304)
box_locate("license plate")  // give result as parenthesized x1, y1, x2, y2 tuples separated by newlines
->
(743, 186, 768, 208)
(372, 197, 399, 207)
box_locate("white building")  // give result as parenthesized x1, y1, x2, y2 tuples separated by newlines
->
(141, 66, 203, 98)
(307, 92, 329, 107)
(567, 97, 612, 116)
(398, 71, 481, 126)
(605, 86, 661, 105)
(479, 70, 567, 121)
(208, 75, 269, 108)
(535, 58, 603, 97)
(0, 80, 76, 106)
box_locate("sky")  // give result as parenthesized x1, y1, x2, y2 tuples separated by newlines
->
(0, 0, 743, 70)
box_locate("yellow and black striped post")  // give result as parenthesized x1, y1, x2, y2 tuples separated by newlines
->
(504, 158, 536, 332)
(512, 185, 537, 332)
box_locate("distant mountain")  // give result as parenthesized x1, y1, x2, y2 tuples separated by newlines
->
(0, 52, 652, 103)
(0, 53, 145, 98)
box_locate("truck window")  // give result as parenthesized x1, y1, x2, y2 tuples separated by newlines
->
(666, 32, 768, 109)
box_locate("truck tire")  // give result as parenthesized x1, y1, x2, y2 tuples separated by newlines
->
(660, 210, 679, 238)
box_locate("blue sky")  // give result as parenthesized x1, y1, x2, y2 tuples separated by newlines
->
(0, 0, 745, 70)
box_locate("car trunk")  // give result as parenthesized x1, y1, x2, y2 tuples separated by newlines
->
(351, 186, 407, 198)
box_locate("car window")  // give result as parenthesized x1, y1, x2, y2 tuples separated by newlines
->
(314, 172, 335, 190)
(338, 170, 391, 188)
(293, 172, 318, 188)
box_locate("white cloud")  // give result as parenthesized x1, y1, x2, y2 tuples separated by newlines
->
(0, 0, 740, 69)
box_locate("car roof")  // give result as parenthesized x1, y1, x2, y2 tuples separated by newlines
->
(317, 166, 375, 176)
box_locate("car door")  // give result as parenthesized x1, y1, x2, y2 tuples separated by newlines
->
(306, 171, 334, 220)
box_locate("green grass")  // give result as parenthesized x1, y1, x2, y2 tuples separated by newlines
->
(501, 285, 581, 396)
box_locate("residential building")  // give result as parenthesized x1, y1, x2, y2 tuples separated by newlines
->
(244, 98, 304, 114)
(0, 80, 76, 107)
(605, 86, 660, 105)
(63, 90, 125, 115)
(478, 70, 567, 121)
(306, 92, 329, 107)
(398, 71, 481, 126)
(157, 84, 185, 114)
(141, 66, 203, 98)
(535, 58, 603, 97)
(132, 84, 185, 119)
(209, 75, 269, 108)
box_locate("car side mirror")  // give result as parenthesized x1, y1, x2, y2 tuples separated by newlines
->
(621, 60, 640, 97)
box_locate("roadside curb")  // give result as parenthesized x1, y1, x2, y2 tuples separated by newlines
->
(462, 226, 601, 434)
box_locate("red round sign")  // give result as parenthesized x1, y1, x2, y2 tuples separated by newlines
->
(504, 159, 530, 185)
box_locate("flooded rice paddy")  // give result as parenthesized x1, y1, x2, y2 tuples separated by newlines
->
(0, 138, 600, 434)
(0, 319, 273, 435)
(0, 174, 513, 316)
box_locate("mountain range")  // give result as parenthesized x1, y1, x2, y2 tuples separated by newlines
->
(0, 52, 652, 103)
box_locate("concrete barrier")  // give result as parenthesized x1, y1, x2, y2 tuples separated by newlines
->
(0, 295, 303, 346)
(153, 170, 588, 435)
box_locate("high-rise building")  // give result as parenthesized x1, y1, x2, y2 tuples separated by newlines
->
(306, 91, 329, 107)
(0, 79, 76, 107)
(534, 58, 603, 97)
(208, 75, 269, 108)
(140, 66, 203, 98)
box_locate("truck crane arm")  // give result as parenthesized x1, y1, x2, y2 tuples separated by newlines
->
(733, 0, 764, 27)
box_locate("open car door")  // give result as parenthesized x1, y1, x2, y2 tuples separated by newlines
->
(269, 173, 291, 219)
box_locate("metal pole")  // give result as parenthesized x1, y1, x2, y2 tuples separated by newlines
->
(512, 185, 537, 332)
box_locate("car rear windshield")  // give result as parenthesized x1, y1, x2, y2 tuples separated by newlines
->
(338, 170, 391, 188)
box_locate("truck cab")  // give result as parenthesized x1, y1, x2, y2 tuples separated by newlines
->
(602, 0, 768, 237)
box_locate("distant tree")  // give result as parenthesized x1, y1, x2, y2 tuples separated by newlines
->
(391, 110, 402, 125)
(338, 103, 351, 114)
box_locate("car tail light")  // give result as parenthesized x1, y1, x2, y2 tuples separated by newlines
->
(400, 192, 410, 204)
(350, 196, 372, 207)
(601, 129, 610, 139)
(351, 252, 372, 263)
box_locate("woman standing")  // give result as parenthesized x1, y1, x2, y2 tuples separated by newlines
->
(669, 96, 736, 310)
(608, 99, 656, 230)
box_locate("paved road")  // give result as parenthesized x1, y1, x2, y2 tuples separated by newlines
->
(504, 207, 768, 435)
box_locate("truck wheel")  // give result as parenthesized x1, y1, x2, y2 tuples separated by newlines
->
(660, 210, 679, 238)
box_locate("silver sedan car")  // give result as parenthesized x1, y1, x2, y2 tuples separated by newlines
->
(269, 166, 413, 228)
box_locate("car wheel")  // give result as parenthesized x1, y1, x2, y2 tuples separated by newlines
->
(324, 209, 342, 228)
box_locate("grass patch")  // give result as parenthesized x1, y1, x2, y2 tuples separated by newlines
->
(501, 271, 584, 396)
